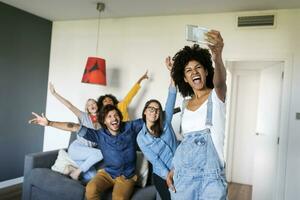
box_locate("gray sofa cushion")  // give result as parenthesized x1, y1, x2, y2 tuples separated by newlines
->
(131, 185, 157, 200)
(26, 168, 85, 200)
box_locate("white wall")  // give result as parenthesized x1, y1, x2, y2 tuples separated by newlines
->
(45, 9, 300, 199)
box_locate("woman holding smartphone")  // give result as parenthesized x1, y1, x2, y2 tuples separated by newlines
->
(167, 30, 227, 200)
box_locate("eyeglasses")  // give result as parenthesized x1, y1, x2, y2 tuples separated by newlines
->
(147, 106, 160, 113)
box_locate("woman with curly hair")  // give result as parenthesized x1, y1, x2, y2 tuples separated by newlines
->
(166, 30, 227, 200)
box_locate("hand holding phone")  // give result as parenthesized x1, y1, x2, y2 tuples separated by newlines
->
(186, 25, 210, 45)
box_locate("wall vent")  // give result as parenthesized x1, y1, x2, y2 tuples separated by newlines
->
(237, 14, 275, 28)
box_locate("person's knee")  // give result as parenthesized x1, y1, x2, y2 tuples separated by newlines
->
(85, 181, 98, 198)
(88, 149, 103, 161)
(112, 193, 128, 200)
(94, 150, 103, 160)
(112, 184, 134, 200)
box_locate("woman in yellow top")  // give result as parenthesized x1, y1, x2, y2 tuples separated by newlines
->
(97, 70, 148, 121)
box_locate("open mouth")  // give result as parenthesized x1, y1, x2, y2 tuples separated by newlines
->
(192, 75, 201, 84)
(111, 121, 119, 129)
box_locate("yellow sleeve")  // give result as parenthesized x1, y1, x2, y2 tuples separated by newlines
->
(118, 83, 141, 121)
(118, 102, 128, 121)
(122, 83, 141, 108)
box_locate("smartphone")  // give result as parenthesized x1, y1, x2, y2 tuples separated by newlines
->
(186, 25, 210, 44)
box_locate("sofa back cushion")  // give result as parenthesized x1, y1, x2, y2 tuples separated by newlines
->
(135, 151, 149, 187)
(51, 149, 78, 174)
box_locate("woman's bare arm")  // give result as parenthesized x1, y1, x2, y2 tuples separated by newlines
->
(49, 83, 82, 117)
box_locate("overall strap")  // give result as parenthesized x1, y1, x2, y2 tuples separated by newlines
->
(179, 99, 188, 135)
(205, 92, 213, 126)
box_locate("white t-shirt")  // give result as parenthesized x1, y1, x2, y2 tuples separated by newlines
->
(181, 89, 226, 165)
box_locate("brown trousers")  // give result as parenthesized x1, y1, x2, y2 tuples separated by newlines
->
(85, 169, 137, 200)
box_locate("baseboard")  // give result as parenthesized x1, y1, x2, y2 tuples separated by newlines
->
(0, 177, 23, 189)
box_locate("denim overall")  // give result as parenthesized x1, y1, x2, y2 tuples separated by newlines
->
(171, 94, 227, 200)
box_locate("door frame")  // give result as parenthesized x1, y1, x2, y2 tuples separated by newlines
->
(224, 55, 293, 200)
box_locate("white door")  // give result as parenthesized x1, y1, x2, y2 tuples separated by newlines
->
(231, 70, 260, 185)
(252, 63, 283, 200)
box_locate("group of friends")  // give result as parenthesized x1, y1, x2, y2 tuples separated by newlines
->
(29, 30, 227, 200)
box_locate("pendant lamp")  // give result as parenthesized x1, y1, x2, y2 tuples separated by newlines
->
(82, 2, 107, 86)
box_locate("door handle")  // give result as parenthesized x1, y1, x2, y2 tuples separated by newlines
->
(255, 132, 265, 136)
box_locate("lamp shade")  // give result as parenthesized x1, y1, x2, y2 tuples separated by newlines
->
(82, 57, 106, 85)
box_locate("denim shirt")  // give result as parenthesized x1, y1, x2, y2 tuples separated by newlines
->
(77, 119, 143, 179)
(137, 86, 178, 179)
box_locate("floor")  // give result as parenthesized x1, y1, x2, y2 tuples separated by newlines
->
(0, 182, 252, 200)
(0, 183, 22, 200)
(228, 182, 252, 200)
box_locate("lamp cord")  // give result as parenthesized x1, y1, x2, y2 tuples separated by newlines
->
(96, 9, 101, 56)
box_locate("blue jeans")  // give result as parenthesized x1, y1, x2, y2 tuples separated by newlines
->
(68, 139, 103, 181)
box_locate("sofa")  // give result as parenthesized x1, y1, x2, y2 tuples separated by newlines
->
(22, 147, 158, 200)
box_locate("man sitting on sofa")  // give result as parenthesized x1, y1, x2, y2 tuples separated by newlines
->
(29, 104, 144, 200)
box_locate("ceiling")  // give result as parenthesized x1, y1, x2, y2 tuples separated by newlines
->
(1, 0, 300, 21)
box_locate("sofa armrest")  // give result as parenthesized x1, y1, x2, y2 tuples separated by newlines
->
(23, 149, 60, 177)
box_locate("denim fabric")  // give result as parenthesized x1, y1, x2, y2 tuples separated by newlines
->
(68, 139, 103, 181)
(137, 86, 178, 179)
(77, 119, 144, 179)
(153, 173, 171, 200)
(171, 93, 227, 200)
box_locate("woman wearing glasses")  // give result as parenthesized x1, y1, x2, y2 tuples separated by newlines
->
(136, 57, 178, 200)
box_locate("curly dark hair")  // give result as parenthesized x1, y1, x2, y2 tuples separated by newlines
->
(97, 94, 119, 112)
(171, 44, 214, 97)
(98, 104, 123, 129)
(142, 99, 164, 137)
